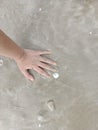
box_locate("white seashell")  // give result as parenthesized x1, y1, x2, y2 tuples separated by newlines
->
(47, 100, 55, 111)
(37, 115, 44, 122)
(52, 73, 59, 79)
(37, 109, 51, 124)
(37, 110, 48, 122)
(38, 123, 42, 127)
(0, 59, 3, 66)
(89, 31, 92, 35)
(39, 8, 42, 11)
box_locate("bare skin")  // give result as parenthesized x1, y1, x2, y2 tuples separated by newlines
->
(0, 30, 57, 81)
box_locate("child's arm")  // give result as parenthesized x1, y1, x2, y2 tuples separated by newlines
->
(0, 30, 57, 81)
(0, 30, 24, 61)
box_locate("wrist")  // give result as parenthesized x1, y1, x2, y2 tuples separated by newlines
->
(14, 49, 25, 63)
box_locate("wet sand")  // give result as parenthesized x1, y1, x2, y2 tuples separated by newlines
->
(0, 0, 98, 130)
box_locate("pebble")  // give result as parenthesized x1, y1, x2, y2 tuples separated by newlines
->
(52, 73, 59, 79)
(0, 59, 3, 66)
(47, 100, 55, 112)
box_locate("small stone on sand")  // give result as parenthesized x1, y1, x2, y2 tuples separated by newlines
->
(47, 100, 55, 111)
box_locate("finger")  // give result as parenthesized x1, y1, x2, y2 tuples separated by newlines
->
(33, 66, 50, 78)
(40, 57, 57, 65)
(39, 62, 56, 72)
(21, 69, 34, 81)
(37, 50, 51, 55)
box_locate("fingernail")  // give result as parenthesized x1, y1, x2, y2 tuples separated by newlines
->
(31, 78, 34, 81)
(54, 62, 57, 65)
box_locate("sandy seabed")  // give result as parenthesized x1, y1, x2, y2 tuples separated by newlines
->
(0, 0, 98, 130)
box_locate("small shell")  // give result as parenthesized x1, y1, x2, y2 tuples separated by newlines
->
(47, 100, 55, 111)
(89, 31, 93, 35)
(52, 73, 59, 79)
(39, 8, 42, 11)
(37, 115, 44, 122)
(0, 59, 3, 66)
(38, 123, 42, 127)
(37, 110, 48, 122)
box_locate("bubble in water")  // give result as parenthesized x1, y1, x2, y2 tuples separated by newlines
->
(47, 100, 55, 112)
(52, 73, 59, 79)
(0, 59, 3, 66)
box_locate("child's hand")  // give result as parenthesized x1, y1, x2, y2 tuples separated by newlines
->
(15, 49, 57, 81)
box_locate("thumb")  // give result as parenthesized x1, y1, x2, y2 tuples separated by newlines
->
(21, 69, 34, 81)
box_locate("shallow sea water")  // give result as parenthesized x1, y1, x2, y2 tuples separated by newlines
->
(0, 0, 98, 130)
